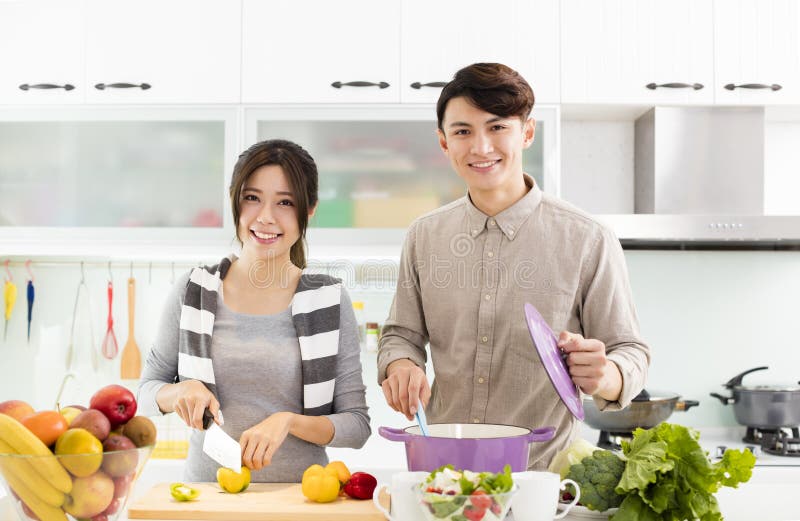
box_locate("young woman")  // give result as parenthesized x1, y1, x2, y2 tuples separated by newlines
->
(139, 139, 370, 482)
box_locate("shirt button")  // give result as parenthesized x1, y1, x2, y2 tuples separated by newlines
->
(488, 219, 495, 226)
(487, 251, 494, 258)
(478, 377, 485, 384)
(481, 336, 488, 343)
(473, 418, 480, 423)
(485, 294, 491, 301)
(472, 230, 478, 236)
(509, 229, 515, 235)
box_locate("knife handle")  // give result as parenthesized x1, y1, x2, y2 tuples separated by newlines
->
(202, 408, 215, 430)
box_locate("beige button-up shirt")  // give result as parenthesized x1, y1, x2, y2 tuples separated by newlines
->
(378, 175, 650, 470)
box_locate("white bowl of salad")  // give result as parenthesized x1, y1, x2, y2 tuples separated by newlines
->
(415, 464, 518, 521)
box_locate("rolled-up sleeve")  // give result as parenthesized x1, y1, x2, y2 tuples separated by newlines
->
(137, 272, 190, 417)
(582, 228, 651, 411)
(325, 288, 371, 448)
(377, 222, 429, 384)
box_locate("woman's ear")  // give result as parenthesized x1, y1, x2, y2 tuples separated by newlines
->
(308, 203, 318, 219)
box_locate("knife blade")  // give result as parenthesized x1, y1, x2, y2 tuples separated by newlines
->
(202, 416, 241, 472)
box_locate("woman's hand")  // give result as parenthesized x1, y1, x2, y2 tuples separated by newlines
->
(171, 379, 221, 430)
(240, 412, 295, 471)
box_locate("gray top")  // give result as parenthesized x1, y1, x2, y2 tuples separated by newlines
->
(139, 271, 370, 483)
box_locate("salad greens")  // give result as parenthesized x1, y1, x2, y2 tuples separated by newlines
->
(424, 464, 514, 495)
(612, 423, 756, 521)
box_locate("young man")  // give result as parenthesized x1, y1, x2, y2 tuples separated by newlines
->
(377, 63, 650, 469)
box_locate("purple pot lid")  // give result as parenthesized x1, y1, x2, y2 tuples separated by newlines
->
(523, 302, 584, 420)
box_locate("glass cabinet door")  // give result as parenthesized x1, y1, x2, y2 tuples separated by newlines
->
(251, 106, 556, 229)
(0, 109, 231, 228)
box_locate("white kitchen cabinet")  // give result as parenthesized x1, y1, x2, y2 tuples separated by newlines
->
(0, 0, 86, 105)
(241, 0, 400, 103)
(714, 0, 800, 105)
(84, 0, 241, 104)
(400, 0, 560, 104)
(561, 0, 714, 105)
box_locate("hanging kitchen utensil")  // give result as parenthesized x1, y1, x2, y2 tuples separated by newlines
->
(523, 302, 584, 420)
(67, 262, 97, 372)
(3, 260, 17, 342)
(120, 272, 141, 379)
(25, 260, 34, 344)
(101, 267, 119, 360)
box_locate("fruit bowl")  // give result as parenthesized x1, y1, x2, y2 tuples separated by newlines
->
(0, 445, 153, 521)
(415, 483, 518, 521)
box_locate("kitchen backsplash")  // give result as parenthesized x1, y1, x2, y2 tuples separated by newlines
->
(1, 250, 798, 438)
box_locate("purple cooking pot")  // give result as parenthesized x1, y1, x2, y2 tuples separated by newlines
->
(379, 423, 555, 473)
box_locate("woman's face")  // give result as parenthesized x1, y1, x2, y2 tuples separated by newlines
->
(237, 164, 308, 263)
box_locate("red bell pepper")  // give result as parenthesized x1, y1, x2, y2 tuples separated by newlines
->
(342, 472, 378, 500)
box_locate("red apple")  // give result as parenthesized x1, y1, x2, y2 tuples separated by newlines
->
(113, 473, 134, 499)
(101, 434, 138, 477)
(0, 400, 35, 421)
(89, 385, 137, 428)
(70, 409, 111, 442)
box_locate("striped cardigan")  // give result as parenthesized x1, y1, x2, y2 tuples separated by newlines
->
(176, 257, 341, 420)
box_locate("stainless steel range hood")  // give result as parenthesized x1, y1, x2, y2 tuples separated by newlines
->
(600, 107, 800, 248)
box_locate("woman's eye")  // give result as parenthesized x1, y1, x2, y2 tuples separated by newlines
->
(278, 199, 294, 206)
(242, 194, 259, 202)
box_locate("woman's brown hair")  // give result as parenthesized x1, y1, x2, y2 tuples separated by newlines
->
(229, 139, 319, 269)
(436, 63, 535, 131)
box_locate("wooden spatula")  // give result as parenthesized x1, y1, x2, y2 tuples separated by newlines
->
(120, 277, 141, 379)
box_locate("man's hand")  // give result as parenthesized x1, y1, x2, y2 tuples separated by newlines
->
(240, 412, 295, 471)
(558, 331, 622, 401)
(381, 359, 430, 421)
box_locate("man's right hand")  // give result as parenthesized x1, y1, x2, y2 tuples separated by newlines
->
(172, 379, 221, 430)
(381, 359, 431, 421)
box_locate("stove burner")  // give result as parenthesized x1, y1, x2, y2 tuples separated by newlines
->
(744, 427, 800, 457)
(597, 430, 633, 451)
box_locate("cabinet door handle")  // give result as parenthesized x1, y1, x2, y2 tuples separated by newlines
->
(18, 83, 75, 91)
(410, 81, 447, 89)
(724, 83, 782, 91)
(646, 82, 703, 90)
(94, 83, 152, 90)
(331, 81, 389, 89)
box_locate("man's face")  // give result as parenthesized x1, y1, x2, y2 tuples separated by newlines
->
(438, 96, 535, 196)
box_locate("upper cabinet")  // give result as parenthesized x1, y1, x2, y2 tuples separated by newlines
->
(561, 0, 714, 105)
(400, 0, 560, 104)
(84, 0, 241, 104)
(0, 0, 86, 105)
(714, 0, 800, 105)
(242, 0, 400, 103)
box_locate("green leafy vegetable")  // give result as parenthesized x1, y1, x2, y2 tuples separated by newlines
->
(565, 449, 626, 512)
(612, 423, 756, 521)
(477, 464, 514, 495)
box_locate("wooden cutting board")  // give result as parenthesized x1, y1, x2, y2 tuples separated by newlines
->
(128, 482, 389, 520)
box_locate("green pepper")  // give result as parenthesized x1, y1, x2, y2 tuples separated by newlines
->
(170, 482, 200, 501)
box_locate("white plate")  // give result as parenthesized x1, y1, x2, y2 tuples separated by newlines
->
(557, 504, 619, 519)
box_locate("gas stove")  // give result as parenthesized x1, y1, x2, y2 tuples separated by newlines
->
(583, 426, 800, 466)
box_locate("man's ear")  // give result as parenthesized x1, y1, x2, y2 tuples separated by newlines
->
(437, 128, 449, 154)
(522, 118, 536, 149)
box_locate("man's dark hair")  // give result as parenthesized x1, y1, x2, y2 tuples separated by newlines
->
(436, 63, 535, 131)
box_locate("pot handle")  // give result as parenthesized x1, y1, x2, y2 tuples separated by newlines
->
(674, 400, 700, 411)
(378, 426, 412, 442)
(525, 426, 556, 443)
(724, 366, 768, 388)
(710, 392, 735, 405)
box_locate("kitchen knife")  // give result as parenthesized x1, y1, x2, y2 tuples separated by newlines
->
(202, 415, 242, 472)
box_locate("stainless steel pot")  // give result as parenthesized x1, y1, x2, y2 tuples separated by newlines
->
(582, 390, 699, 431)
(710, 366, 800, 429)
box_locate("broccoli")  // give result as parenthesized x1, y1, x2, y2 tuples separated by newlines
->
(565, 449, 626, 512)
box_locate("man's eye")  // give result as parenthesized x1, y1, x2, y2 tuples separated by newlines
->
(453, 129, 469, 136)
(491, 125, 506, 131)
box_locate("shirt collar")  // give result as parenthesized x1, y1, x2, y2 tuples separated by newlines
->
(464, 173, 542, 241)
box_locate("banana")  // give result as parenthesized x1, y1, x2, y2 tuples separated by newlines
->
(0, 413, 72, 494)
(0, 438, 64, 507)
(2, 464, 68, 521)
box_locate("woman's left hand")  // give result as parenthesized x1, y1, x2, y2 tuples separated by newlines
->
(239, 412, 295, 471)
